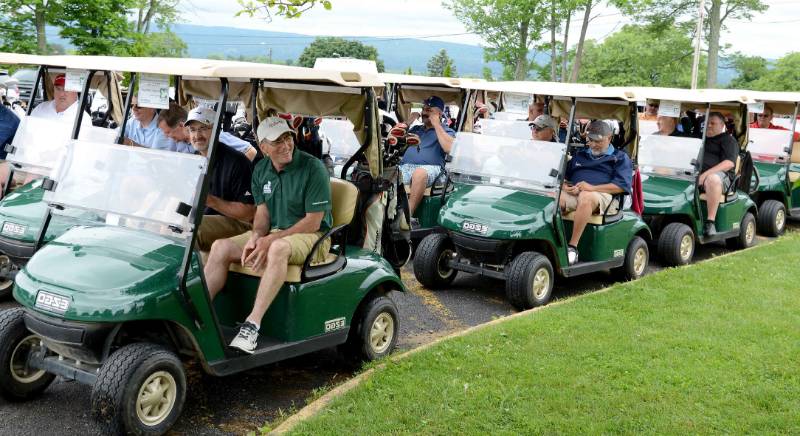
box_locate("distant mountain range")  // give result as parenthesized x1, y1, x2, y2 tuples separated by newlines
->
(45, 23, 734, 84)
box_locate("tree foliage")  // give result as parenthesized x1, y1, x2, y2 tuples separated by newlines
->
(427, 49, 458, 77)
(747, 53, 800, 92)
(577, 24, 703, 87)
(297, 37, 385, 72)
(237, 0, 332, 21)
(0, 0, 61, 54)
(725, 52, 767, 89)
(447, 0, 549, 80)
(56, 0, 135, 55)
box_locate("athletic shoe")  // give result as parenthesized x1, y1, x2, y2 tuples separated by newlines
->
(230, 321, 259, 354)
(567, 245, 579, 265)
(704, 221, 717, 236)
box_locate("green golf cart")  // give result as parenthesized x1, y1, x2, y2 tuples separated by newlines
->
(0, 52, 125, 298)
(0, 57, 404, 435)
(379, 73, 480, 244)
(635, 88, 758, 266)
(414, 82, 651, 310)
(745, 91, 800, 236)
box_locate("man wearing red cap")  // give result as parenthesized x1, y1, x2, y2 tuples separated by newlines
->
(30, 74, 81, 120)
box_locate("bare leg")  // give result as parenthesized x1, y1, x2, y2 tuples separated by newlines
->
(408, 168, 429, 216)
(569, 192, 600, 247)
(704, 174, 723, 221)
(204, 238, 243, 300)
(245, 239, 291, 325)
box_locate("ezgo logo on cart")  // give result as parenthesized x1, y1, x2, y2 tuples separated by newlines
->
(35, 291, 70, 314)
(462, 221, 488, 235)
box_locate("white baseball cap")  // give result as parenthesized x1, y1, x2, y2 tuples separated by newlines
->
(184, 106, 216, 127)
(257, 116, 293, 142)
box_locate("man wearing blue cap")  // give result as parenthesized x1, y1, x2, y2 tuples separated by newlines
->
(400, 95, 455, 220)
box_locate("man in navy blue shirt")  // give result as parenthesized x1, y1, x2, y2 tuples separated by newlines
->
(561, 120, 632, 265)
(399, 96, 455, 219)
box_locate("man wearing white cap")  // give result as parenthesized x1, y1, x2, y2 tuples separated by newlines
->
(530, 114, 558, 142)
(204, 116, 332, 354)
(186, 106, 256, 250)
(30, 74, 79, 120)
(158, 102, 258, 158)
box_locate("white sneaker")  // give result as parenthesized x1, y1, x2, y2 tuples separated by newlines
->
(229, 321, 259, 354)
(567, 246, 579, 265)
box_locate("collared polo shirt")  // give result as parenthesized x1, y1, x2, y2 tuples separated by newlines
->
(702, 133, 739, 180)
(29, 100, 92, 129)
(0, 105, 20, 159)
(252, 148, 332, 232)
(205, 142, 254, 215)
(125, 113, 177, 151)
(400, 123, 456, 167)
(566, 145, 632, 194)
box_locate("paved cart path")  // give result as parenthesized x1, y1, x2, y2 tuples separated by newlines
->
(0, 228, 789, 435)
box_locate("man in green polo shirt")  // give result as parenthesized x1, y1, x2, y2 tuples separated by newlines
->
(204, 116, 332, 353)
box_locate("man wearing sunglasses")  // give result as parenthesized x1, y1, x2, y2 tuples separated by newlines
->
(750, 105, 800, 141)
(399, 95, 455, 221)
(560, 120, 632, 265)
(203, 116, 333, 353)
(122, 96, 178, 150)
(530, 114, 558, 142)
(186, 106, 255, 251)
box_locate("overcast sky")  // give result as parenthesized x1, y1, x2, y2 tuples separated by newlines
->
(180, 0, 800, 59)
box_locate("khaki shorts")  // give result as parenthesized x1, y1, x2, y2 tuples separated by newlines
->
(561, 191, 618, 215)
(197, 215, 252, 251)
(230, 230, 331, 266)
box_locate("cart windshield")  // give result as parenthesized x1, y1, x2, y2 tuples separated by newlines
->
(638, 134, 703, 176)
(320, 119, 360, 164)
(44, 140, 206, 238)
(449, 132, 565, 192)
(8, 114, 117, 176)
(476, 119, 532, 139)
(639, 119, 658, 135)
(748, 127, 793, 163)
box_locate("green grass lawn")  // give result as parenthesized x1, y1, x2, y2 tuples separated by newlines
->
(288, 232, 800, 435)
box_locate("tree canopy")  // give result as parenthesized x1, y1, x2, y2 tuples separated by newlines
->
(297, 37, 385, 72)
(577, 24, 702, 87)
(427, 49, 458, 77)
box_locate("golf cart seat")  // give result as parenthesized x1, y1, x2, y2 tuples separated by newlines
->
(223, 177, 358, 282)
(789, 140, 800, 182)
(699, 156, 741, 204)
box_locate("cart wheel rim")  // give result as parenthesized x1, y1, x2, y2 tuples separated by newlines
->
(745, 219, 755, 244)
(136, 370, 177, 427)
(437, 249, 454, 279)
(679, 234, 693, 260)
(532, 267, 550, 300)
(0, 279, 12, 291)
(369, 312, 395, 355)
(633, 247, 647, 277)
(775, 209, 785, 231)
(10, 335, 46, 384)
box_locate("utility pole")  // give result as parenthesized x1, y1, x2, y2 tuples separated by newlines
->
(690, 0, 707, 89)
(268, 48, 273, 64)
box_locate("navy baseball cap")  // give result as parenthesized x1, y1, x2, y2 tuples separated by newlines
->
(423, 96, 445, 112)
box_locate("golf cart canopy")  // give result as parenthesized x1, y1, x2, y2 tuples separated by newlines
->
(379, 73, 479, 124)
(631, 87, 754, 150)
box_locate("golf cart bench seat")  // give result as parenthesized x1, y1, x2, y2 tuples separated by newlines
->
(790, 141, 800, 182)
(562, 211, 605, 225)
(790, 172, 799, 183)
(203, 177, 358, 283)
(561, 194, 623, 225)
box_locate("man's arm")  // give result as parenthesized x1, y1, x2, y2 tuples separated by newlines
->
(573, 181, 625, 194)
(206, 195, 256, 222)
(431, 109, 455, 153)
(251, 204, 270, 238)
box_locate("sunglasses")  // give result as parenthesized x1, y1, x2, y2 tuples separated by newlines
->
(757, 113, 771, 118)
(531, 125, 548, 132)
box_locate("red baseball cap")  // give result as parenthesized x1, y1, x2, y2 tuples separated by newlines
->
(53, 74, 66, 87)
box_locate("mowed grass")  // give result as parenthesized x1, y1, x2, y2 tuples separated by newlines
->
(289, 232, 800, 435)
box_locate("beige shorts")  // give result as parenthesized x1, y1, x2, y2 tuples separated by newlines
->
(230, 230, 331, 266)
(197, 215, 252, 251)
(561, 191, 618, 215)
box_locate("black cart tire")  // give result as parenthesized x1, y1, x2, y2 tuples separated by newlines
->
(756, 199, 786, 237)
(657, 222, 695, 266)
(0, 279, 13, 299)
(505, 252, 554, 310)
(727, 212, 757, 249)
(91, 343, 186, 436)
(342, 295, 399, 362)
(612, 236, 649, 281)
(0, 308, 55, 401)
(413, 233, 457, 288)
